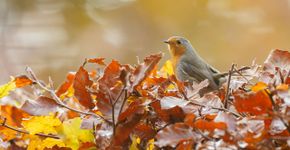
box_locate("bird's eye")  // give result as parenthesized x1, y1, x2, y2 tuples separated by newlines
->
(176, 40, 181, 44)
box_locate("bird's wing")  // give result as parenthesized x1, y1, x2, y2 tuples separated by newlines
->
(208, 65, 220, 75)
(178, 60, 221, 89)
(179, 61, 213, 82)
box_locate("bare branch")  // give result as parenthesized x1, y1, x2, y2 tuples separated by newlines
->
(224, 64, 235, 109)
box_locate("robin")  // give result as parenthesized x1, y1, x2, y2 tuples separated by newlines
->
(164, 36, 225, 91)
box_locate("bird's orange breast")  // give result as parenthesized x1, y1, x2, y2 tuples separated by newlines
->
(169, 46, 186, 73)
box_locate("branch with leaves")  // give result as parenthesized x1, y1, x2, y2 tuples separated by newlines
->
(0, 49, 289, 149)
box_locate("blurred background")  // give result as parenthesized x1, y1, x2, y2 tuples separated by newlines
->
(0, 0, 290, 84)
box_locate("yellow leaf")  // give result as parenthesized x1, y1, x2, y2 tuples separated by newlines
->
(26, 135, 65, 150)
(0, 79, 16, 99)
(60, 85, 74, 100)
(146, 139, 155, 150)
(276, 84, 289, 91)
(251, 82, 267, 92)
(160, 60, 174, 77)
(41, 138, 65, 149)
(129, 135, 140, 150)
(57, 117, 94, 150)
(22, 115, 62, 135)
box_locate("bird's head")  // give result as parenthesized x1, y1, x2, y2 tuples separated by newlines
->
(164, 36, 192, 57)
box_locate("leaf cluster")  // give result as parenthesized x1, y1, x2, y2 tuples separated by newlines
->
(0, 49, 289, 149)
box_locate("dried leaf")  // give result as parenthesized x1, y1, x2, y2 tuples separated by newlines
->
(73, 66, 94, 109)
(264, 49, 290, 74)
(14, 75, 33, 88)
(87, 58, 106, 65)
(56, 72, 75, 97)
(21, 96, 59, 116)
(133, 124, 156, 141)
(155, 123, 197, 148)
(1, 105, 29, 127)
(130, 53, 163, 91)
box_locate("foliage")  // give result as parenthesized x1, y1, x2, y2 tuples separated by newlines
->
(0, 49, 289, 149)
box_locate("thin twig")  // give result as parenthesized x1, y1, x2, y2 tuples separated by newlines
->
(106, 88, 116, 135)
(1, 118, 59, 139)
(224, 64, 235, 109)
(25, 67, 111, 124)
(217, 66, 251, 78)
(277, 116, 290, 133)
(116, 89, 128, 125)
(113, 86, 126, 106)
(284, 70, 290, 83)
(189, 100, 242, 118)
(264, 89, 278, 111)
(157, 123, 171, 132)
(196, 128, 213, 140)
(233, 66, 253, 85)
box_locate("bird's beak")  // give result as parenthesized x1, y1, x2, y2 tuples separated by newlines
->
(163, 40, 169, 44)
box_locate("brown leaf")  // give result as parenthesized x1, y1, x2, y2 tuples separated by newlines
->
(73, 66, 94, 109)
(233, 90, 273, 115)
(87, 58, 106, 65)
(117, 99, 144, 122)
(14, 75, 33, 88)
(98, 60, 123, 101)
(97, 61, 131, 123)
(110, 108, 144, 149)
(21, 96, 59, 116)
(130, 53, 163, 92)
(151, 100, 185, 123)
(96, 92, 112, 120)
(155, 123, 198, 148)
(133, 123, 156, 141)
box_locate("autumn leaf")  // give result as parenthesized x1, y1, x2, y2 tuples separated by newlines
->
(133, 124, 156, 141)
(56, 72, 75, 97)
(1, 105, 29, 127)
(57, 117, 94, 150)
(87, 57, 106, 65)
(96, 60, 130, 123)
(110, 101, 145, 148)
(160, 60, 174, 77)
(155, 123, 198, 148)
(21, 96, 59, 116)
(14, 75, 33, 88)
(194, 119, 227, 132)
(233, 90, 273, 115)
(73, 66, 94, 109)
(264, 49, 290, 74)
(22, 115, 62, 135)
(27, 135, 65, 150)
(251, 82, 268, 92)
(130, 53, 163, 92)
(0, 79, 16, 99)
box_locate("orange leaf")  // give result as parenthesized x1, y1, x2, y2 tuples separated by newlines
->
(233, 90, 273, 115)
(194, 119, 227, 131)
(14, 75, 33, 88)
(87, 58, 106, 65)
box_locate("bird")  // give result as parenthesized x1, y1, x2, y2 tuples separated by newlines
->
(164, 36, 225, 91)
